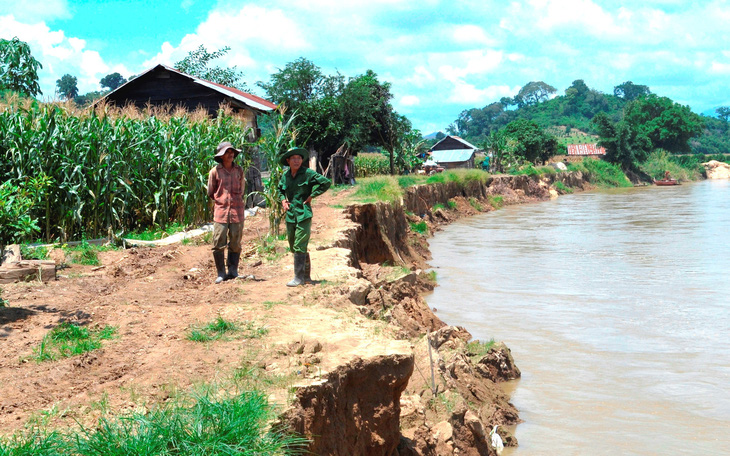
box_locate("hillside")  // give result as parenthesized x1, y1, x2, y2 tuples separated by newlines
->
(449, 79, 730, 154)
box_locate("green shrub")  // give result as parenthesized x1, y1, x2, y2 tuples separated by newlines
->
(409, 221, 428, 234)
(19, 244, 50, 260)
(447, 200, 457, 209)
(468, 197, 482, 211)
(641, 150, 703, 181)
(432, 203, 445, 211)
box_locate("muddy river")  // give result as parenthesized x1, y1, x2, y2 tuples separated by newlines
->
(427, 180, 730, 455)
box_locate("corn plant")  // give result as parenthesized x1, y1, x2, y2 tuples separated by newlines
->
(0, 98, 253, 244)
(257, 108, 299, 236)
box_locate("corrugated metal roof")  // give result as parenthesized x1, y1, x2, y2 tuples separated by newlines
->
(431, 149, 475, 163)
(567, 144, 606, 155)
(430, 135, 480, 151)
(102, 64, 277, 113)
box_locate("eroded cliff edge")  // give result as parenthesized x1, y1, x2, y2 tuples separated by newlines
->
(282, 171, 591, 455)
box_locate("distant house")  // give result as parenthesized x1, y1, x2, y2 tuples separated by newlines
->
(101, 64, 276, 139)
(429, 135, 479, 169)
(567, 144, 606, 156)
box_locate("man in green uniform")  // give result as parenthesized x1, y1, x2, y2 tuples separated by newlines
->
(277, 147, 331, 287)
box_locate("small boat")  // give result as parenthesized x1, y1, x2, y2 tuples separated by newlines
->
(654, 179, 679, 186)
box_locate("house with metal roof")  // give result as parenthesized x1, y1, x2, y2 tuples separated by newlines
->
(101, 64, 276, 139)
(428, 135, 479, 169)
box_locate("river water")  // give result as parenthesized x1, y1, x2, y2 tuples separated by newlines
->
(426, 180, 730, 455)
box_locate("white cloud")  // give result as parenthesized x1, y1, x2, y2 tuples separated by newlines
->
(448, 82, 517, 105)
(399, 95, 420, 106)
(0, 0, 69, 22)
(142, 5, 307, 74)
(0, 15, 130, 98)
(452, 25, 497, 47)
(437, 50, 503, 82)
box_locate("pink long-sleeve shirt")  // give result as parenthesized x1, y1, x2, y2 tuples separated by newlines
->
(207, 164, 246, 224)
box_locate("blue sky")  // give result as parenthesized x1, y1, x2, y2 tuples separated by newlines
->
(2, 0, 730, 133)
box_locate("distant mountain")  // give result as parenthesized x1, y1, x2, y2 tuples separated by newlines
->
(423, 131, 445, 140)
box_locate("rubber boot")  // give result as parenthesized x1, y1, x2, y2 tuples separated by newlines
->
(213, 250, 227, 284)
(286, 253, 306, 287)
(303, 252, 312, 283)
(227, 251, 240, 280)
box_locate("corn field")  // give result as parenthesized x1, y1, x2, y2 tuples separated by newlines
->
(354, 153, 391, 177)
(0, 97, 252, 244)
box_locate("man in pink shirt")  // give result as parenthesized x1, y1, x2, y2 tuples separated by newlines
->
(207, 141, 246, 284)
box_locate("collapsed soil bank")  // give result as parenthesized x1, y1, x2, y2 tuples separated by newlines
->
(283, 170, 591, 455)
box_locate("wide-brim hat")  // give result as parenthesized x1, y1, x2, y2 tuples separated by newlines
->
(280, 147, 309, 166)
(214, 141, 241, 163)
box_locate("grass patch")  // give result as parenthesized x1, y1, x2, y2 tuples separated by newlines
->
(488, 195, 504, 209)
(432, 203, 445, 211)
(348, 176, 404, 204)
(468, 197, 482, 211)
(466, 338, 496, 361)
(20, 244, 50, 260)
(409, 221, 428, 234)
(447, 200, 457, 209)
(0, 390, 307, 455)
(256, 233, 286, 262)
(188, 316, 269, 342)
(569, 158, 632, 188)
(124, 222, 188, 241)
(62, 240, 116, 266)
(553, 181, 574, 194)
(33, 322, 117, 362)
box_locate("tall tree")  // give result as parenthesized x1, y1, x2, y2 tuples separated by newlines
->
(623, 94, 703, 153)
(100, 72, 126, 91)
(592, 113, 651, 171)
(500, 119, 558, 165)
(56, 74, 78, 100)
(0, 37, 43, 97)
(174, 45, 247, 90)
(613, 81, 651, 101)
(516, 81, 557, 106)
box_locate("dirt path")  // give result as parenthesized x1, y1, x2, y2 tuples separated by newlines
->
(0, 190, 410, 433)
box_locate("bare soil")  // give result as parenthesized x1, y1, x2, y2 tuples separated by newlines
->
(0, 189, 411, 434)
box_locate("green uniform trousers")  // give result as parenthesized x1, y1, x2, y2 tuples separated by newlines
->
(286, 218, 312, 254)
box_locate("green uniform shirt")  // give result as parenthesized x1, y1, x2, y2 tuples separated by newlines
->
(277, 167, 332, 223)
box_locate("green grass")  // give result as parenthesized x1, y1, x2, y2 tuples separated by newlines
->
(409, 221, 428, 234)
(19, 244, 50, 260)
(33, 322, 117, 362)
(447, 200, 457, 209)
(188, 316, 269, 342)
(488, 195, 504, 209)
(468, 197, 482, 211)
(569, 158, 632, 188)
(62, 240, 116, 266)
(432, 203, 445, 211)
(124, 222, 188, 241)
(466, 338, 496, 361)
(508, 164, 556, 176)
(553, 181, 573, 194)
(348, 176, 404, 204)
(0, 390, 308, 455)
